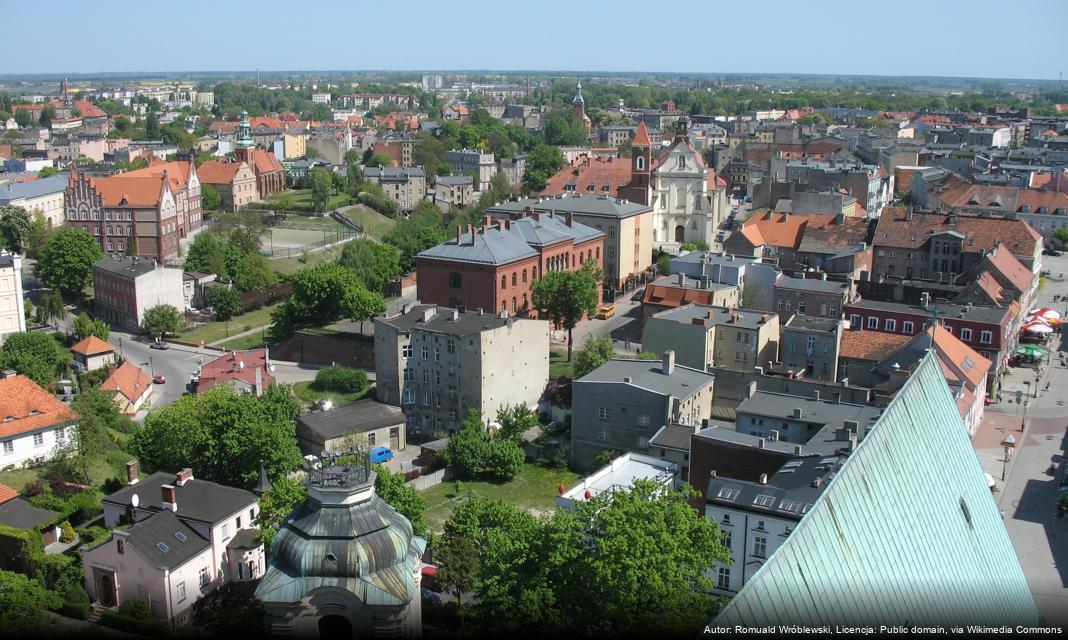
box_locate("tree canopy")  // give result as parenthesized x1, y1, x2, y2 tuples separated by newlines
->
(141, 304, 183, 341)
(338, 238, 402, 294)
(0, 205, 32, 254)
(444, 409, 525, 481)
(132, 384, 303, 490)
(521, 144, 565, 194)
(270, 262, 385, 340)
(0, 332, 69, 387)
(33, 228, 103, 299)
(383, 200, 447, 273)
(573, 334, 616, 379)
(529, 262, 602, 360)
(72, 312, 109, 341)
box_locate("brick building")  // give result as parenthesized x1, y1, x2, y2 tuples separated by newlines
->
(416, 213, 604, 317)
(92, 256, 186, 330)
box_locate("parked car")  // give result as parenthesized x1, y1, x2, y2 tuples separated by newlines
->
(153, 374, 166, 384)
(421, 565, 440, 590)
(595, 303, 616, 319)
(421, 588, 443, 606)
(150, 341, 170, 350)
(369, 446, 394, 463)
(630, 288, 645, 301)
(1043, 248, 1063, 256)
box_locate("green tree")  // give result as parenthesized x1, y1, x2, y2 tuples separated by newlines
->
(132, 384, 304, 490)
(0, 205, 32, 254)
(656, 252, 671, 275)
(313, 365, 368, 393)
(1055, 227, 1068, 246)
(573, 334, 615, 379)
(205, 286, 241, 321)
(337, 238, 402, 294)
(38, 105, 56, 128)
(253, 475, 307, 550)
(184, 232, 229, 278)
(436, 530, 480, 606)
(141, 304, 183, 341)
(72, 312, 109, 341)
(363, 152, 394, 168)
(530, 262, 602, 361)
(201, 184, 222, 211)
(66, 385, 121, 482)
(373, 464, 427, 536)
(24, 211, 52, 259)
(32, 228, 103, 299)
(0, 331, 68, 386)
(0, 570, 63, 635)
(232, 252, 278, 292)
(270, 262, 385, 340)
(494, 403, 539, 442)
(14, 109, 33, 128)
(145, 111, 160, 139)
(521, 144, 565, 194)
(309, 167, 333, 212)
(37, 290, 65, 327)
(383, 201, 446, 273)
(445, 409, 525, 481)
(37, 166, 57, 178)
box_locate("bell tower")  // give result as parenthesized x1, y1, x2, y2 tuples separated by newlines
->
(235, 110, 255, 165)
(622, 122, 653, 206)
(571, 81, 591, 134)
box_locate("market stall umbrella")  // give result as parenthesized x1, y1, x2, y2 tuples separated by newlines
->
(1021, 322, 1054, 335)
(1033, 308, 1062, 320)
(1015, 344, 1050, 357)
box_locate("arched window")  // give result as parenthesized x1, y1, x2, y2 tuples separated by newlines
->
(522, 269, 527, 283)
(512, 273, 517, 287)
(501, 300, 507, 313)
(512, 297, 517, 313)
(522, 293, 528, 310)
(501, 275, 507, 290)
(596, 247, 600, 260)
(532, 265, 538, 279)
(636, 156, 646, 171)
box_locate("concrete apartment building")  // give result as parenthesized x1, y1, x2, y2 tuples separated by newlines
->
(374, 304, 549, 436)
(87, 466, 264, 628)
(640, 274, 741, 326)
(772, 274, 852, 320)
(0, 174, 67, 228)
(444, 149, 496, 191)
(485, 194, 654, 289)
(571, 352, 715, 469)
(735, 387, 882, 446)
(363, 166, 426, 212)
(641, 305, 780, 373)
(91, 256, 186, 330)
(433, 175, 475, 210)
(778, 314, 842, 382)
(0, 252, 25, 343)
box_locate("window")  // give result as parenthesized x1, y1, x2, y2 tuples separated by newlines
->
(368, 433, 376, 446)
(599, 407, 610, 421)
(867, 316, 878, 329)
(885, 319, 896, 332)
(2, 441, 11, 454)
(638, 415, 650, 427)
(522, 269, 527, 284)
(199, 567, 209, 587)
(421, 346, 429, 360)
(902, 321, 914, 333)
(501, 275, 507, 290)
(511, 273, 517, 287)
(449, 273, 462, 288)
(221, 524, 229, 540)
(753, 536, 767, 558)
(717, 488, 739, 501)
(403, 368, 414, 382)
(960, 328, 973, 342)
(55, 428, 65, 444)
(798, 301, 806, 313)
(717, 567, 731, 590)
(980, 330, 992, 344)
(598, 427, 608, 442)
(33, 433, 44, 447)
(117, 539, 124, 554)
(785, 300, 791, 311)
(402, 344, 413, 358)
(723, 530, 732, 550)
(176, 582, 187, 602)
(849, 314, 860, 326)
(753, 494, 776, 507)
(777, 299, 783, 311)
(423, 391, 431, 407)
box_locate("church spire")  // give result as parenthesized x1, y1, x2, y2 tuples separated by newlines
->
(236, 110, 254, 149)
(572, 81, 585, 104)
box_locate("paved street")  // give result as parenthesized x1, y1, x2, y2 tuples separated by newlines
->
(973, 252, 1068, 625)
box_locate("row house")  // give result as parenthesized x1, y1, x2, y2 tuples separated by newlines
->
(416, 212, 604, 317)
(870, 208, 1042, 281)
(120, 159, 204, 240)
(363, 166, 426, 211)
(771, 273, 853, 321)
(640, 304, 779, 373)
(92, 256, 186, 330)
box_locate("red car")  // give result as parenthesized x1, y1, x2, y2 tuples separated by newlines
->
(153, 374, 166, 384)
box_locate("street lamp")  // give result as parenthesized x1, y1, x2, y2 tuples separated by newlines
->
(1002, 446, 1012, 481)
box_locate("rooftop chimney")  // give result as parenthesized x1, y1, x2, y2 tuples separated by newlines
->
(710, 470, 717, 478)
(175, 468, 193, 486)
(161, 484, 177, 512)
(623, 376, 632, 384)
(793, 407, 803, 418)
(663, 351, 676, 375)
(794, 445, 802, 455)
(759, 473, 768, 484)
(813, 390, 821, 402)
(757, 437, 766, 449)
(769, 430, 779, 442)
(422, 307, 437, 323)
(126, 461, 139, 485)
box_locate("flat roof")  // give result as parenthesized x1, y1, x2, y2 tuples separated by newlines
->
(576, 357, 714, 400)
(651, 304, 775, 331)
(486, 193, 652, 219)
(560, 452, 676, 503)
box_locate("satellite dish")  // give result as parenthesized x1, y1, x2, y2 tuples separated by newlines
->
(131, 493, 140, 508)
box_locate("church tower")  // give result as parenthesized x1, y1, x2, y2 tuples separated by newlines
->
(235, 110, 255, 165)
(571, 81, 591, 135)
(621, 121, 653, 206)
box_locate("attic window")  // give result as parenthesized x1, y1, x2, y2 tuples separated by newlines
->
(3, 416, 11, 422)
(174, 532, 187, 542)
(157, 542, 170, 553)
(962, 357, 975, 372)
(716, 487, 740, 501)
(325, 553, 338, 562)
(801, 503, 813, 514)
(779, 500, 800, 513)
(753, 494, 776, 507)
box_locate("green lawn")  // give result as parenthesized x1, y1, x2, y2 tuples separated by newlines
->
(178, 302, 282, 345)
(261, 189, 353, 211)
(421, 463, 580, 534)
(291, 380, 372, 407)
(270, 244, 344, 275)
(217, 333, 269, 351)
(274, 213, 349, 232)
(338, 204, 396, 241)
(550, 349, 574, 379)
(0, 431, 134, 491)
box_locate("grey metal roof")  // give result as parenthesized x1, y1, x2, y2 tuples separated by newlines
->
(671, 251, 757, 267)
(694, 425, 806, 454)
(0, 498, 58, 530)
(376, 304, 527, 336)
(364, 166, 425, 180)
(418, 224, 538, 266)
(775, 275, 849, 294)
(651, 304, 774, 330)
(736, 391, 882, 452)
(486, 194, 652, 219)
(847, 298, 1011, 325)
(706, 454, 832, 519)
(783, 315, 840, 332)
(104, 472, 257, 525)
(297, 399, 404, 443)
(648, 423, 700, 451)
(123, 509, 211, 570)
(0, 175, 67, 203)
(434, 175, 471, 187)
(91, 256, 165, 279)
(576, 357, 714, 400)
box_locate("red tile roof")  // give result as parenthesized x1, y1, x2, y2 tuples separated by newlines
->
(839, 329, 912, 362)
(642, 283, 725, 309)
(249, 149, 284, 175)
(872, 208, 1041, 258)
(1030, 170, 1068, 193)
(250, 116, 284, 130)
(70, 336, 115, 356)
(100, 362, 152, 404)
(927, 325, 990, 392)
(983, 245, 1034, 294)
(542, 157, 632, 197)
(197, 160, 246, 185)
(124, 159, 195, 192)
(198, 349, 275, 392)
(74, 100, 106, 118)
(0, 483, 18, 504)
(632, 122, 652, 147)
(0, 375, 78, 439)
(741, 211, 811, 249)
(87, 175, 166, 208)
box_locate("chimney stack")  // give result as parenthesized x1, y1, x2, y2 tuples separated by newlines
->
(710, 470, 717, 478)
(161, 484, 177, 512)
(175, 468, 193, 486)
(794, 445, 802, 455)
(757, 437, 766, 449)
(759, 473, 768, 484)
(663, 351, 676, 375)
(126, 461, 139, 485)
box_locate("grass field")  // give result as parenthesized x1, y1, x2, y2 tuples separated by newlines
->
(420, 463, 580, 534)
(179, 302, 282, 345)
(338, 205, 396, 241)
(270, 244, 344, 275)
(291, 380, 373, 407)
(550, 349, 574, 379)
(274, 214, 349, 232)
(217, 332, 268, 351)
(266, 227, 339, 250)
(261, 189, 354, 211)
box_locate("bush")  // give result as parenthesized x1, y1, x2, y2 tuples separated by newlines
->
(57, 601, 90, 619)
(78, 525, 112, 549)
(119, 598, 153, 620)
(100, 610, 170, 637)
(314, 365, 368, 393)
(60, 521, 76, 543)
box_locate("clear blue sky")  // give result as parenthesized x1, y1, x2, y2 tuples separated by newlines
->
(8, 0, 1067, 79)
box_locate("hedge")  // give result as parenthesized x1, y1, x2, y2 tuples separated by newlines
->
(314, 365, 368, 393)
(57, 601, 90, 620)
(0, 523, 43, 574)
(99, 610, 170, 636)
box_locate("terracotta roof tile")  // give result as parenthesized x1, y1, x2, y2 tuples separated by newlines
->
(0, 483, 18, 504)
(198, 349, 275, 391)
(927, 325, 990, 391)
(741, 211, 809, 249)
(70, 336, 115, 356)
(100, 362, 152, 403)
(542, 158, 632, 197)
(90, 175, 166, 207)
(197, 160, 245, 185)
(632, 122, 652, 147)
(872, 208, 1040, 258)
(124, 159, 195, 192)
(839, 329, 912, 362)
(250, 149, 284, 175)
(641, 283, 727, 309)
(0, 375, 78, 439)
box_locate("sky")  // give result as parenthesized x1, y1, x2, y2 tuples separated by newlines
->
(6, 0, 1067, 80)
